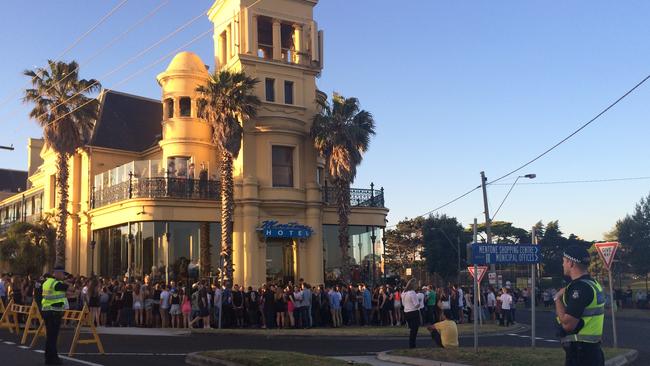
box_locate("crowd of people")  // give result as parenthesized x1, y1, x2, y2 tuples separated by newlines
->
(0, 272, 646, 331)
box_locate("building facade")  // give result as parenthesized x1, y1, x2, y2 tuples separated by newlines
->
(0, 0, 388, 287)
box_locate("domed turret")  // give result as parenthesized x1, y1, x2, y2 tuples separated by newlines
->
(157, 51, 215, 179)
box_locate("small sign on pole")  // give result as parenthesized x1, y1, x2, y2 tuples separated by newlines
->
(468, 265, 488, 283)
(594, 241, 619, 348)
(594, 242, 619, 270)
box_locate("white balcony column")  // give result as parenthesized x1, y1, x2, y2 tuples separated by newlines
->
(251, 14, 258, 56)
(272, 19, 282, 61)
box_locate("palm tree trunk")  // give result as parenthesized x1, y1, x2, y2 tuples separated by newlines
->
(335, 178, 351, 283)
(220, 150, 235, 284)
(55, 153, 69, 269)
(200, 222, 211, 278)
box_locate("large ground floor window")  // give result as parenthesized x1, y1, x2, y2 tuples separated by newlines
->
(93, 221, 221, 282)
(323, 225, 384, 284)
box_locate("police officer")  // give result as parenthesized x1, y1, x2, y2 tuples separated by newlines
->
(41, 266, 70, 365)
(554, 245, 605, 366)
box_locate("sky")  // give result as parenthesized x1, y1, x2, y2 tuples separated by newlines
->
(1, 0, 649, 241)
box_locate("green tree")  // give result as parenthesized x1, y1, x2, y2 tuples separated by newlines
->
(384, 218, 425, 276)
(616, 192, 650, 293)
(0, 222, 48, 276)
(23, 60, 100, 268)
(196, 70, 260, 284)
(311, 93, 376, 282)
(422, 214, 469, 283)
(474, 220, 530, 243)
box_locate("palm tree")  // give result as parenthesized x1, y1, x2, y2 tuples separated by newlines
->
(23, 60, 101, 268)
(311, 93, 376, 282)
(196, 70, 260, 284)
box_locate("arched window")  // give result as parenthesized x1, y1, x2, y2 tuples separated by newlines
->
(165, 98, 174, 119)
(180, 97, 191, 117)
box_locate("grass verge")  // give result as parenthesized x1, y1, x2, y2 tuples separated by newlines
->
(197, 350, 370, 366)
(192, 323, 522, 337)
(390, 346, 631, 366)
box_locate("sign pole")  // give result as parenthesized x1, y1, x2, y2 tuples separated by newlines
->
(473, 219, 478, 352)
(531, 226, 536, 348)
(608, 269, 617, 348)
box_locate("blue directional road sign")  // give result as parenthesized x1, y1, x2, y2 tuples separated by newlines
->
(471, 243, 541, 265)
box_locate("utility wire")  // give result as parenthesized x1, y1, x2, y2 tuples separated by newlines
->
(4, 0, 170, 125)
(37, 0, 266, 131)
(0, 0, 130, 110)
(492, 176, 650, 185)
(487, 73, 650, 186)
(393, 72, 650, 228)
(26, 8, 208, 127)
(386, 185, 481, 230)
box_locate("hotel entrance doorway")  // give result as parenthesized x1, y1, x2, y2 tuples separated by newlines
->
(266, 239, 295, 285)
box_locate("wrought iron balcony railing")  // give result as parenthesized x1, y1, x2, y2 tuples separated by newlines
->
(92, 176, 386, 210)
(92, 177, 220, 208)
(322, 182, 385, 208)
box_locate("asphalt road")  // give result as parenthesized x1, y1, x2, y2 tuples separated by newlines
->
(0, 308, 645, 366)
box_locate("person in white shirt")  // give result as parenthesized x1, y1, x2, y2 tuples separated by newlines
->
(402, 279, 421, 349)
(500, 288, 513, 326)
(457, 286, 464, 323)
(416, 288, 425, 323)
(487, 288, 496, 321)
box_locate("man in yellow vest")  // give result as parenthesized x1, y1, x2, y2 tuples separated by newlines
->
(554, 245, 605, 366)
(41, 266, 70, 365)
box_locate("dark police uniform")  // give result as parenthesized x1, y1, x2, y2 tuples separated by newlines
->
(41, 275, 69, 365)
(558, 273, 605, 366)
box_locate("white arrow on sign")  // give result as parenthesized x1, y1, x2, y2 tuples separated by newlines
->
(594, 241, 619, 270)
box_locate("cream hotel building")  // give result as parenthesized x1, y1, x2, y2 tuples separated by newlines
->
(0, 0, 388, 287)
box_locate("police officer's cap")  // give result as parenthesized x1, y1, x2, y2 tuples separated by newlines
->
(563, 245, 590, 265)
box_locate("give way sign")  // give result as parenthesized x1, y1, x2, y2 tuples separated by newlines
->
(468, 266, 488, 283)
(594, 242, 619, 270)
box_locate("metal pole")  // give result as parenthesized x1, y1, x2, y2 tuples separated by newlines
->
(457, 237, 461, 286)
(608, 269, 618, 348)
(473, 218, 478, 352)
(531, 226, 536, 347)
(474, 218, 483, 326)
(382, 227, 387, 282)
(480, 172, 495, 272)
(371, 226, 377, 286)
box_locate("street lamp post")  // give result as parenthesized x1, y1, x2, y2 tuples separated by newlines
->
(480, 172, 536, 273)
(370, 226, 377, 286)
(381, 230, 387, 282)
(90, 240, 96, 276)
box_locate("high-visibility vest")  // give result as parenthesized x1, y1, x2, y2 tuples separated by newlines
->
(41, 278, 67, 312)
(560, 278, 605, 344)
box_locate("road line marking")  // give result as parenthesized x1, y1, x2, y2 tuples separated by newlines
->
(18, 345, 30, 349)
(34, 350, 44, 353)
(58, 355, 104, 366)
(3, 341, 15, 345)
(70, 352, 187, 356)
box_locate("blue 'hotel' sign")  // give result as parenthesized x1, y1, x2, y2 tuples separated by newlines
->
(258, 220, 313, 239)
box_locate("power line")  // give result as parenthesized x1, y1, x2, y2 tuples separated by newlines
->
(4, 0, 170, 126)
(386, 185, 481, 229)
(487, 73, 650, 186)
(25, 8, 208, 128)
(0, 0, 130, 110)
(37, 0, 266, 131)
(492, 176, 650, 185)
(393, 72, 650, 228)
